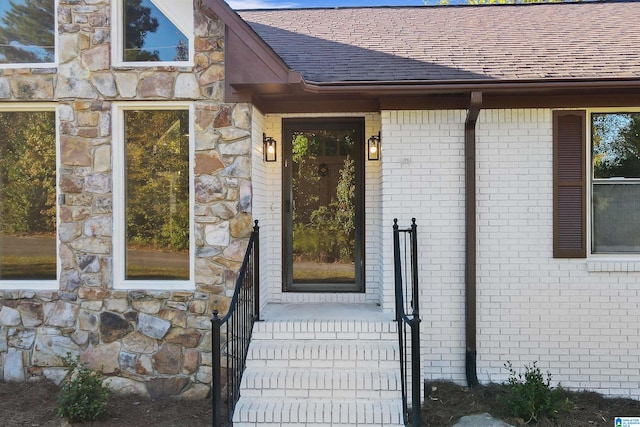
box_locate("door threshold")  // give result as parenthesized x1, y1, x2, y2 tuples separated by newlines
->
(286, 282, 363, 293)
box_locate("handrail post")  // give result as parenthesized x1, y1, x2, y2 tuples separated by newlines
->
(253, 220, 260, 321)
(411, 316, 421, 427)
(394, 219, 422, 426)
(410, 219, 421, 426)
(211, 311, 222, 427)
(410, 218, 419, 317)
(393, 218, 402, 323)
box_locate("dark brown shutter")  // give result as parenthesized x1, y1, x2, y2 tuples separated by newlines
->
(553, 110, 586, 258)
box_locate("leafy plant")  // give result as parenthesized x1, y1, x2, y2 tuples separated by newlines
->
(57, 354, 110, 423)
(500, 361, 571, 424)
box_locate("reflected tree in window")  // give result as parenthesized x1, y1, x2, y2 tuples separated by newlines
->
(0, 0, 55, 64)
(124, 110, 190, 280)
(124, 0, 160, 61)
(124, 0, 190, 62)
(593, 113, 640, 178)
(291, 130, 356, 266)
(0, 111, 56, 279)
(592, 113, 640, 253)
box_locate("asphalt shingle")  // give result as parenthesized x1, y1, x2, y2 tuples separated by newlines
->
(238, 2, 640, 83)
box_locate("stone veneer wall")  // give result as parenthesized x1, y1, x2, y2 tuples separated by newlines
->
(0, 1, 253, 398)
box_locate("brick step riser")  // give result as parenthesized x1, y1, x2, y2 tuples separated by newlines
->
(252, 331, 398, 341)
(240, 370, 401, 398)
(245, 359, 400, 369)
(232, 398, 405, 426)
(253, 321, 398, 339)
(247, 341, 399, 359)
(241, 389, 402, 399)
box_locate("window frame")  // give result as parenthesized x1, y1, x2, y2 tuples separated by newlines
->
(588, 108, 640, 257)
(0, 0, 58, 69)
(111, 0, 194, 68)
(112, 101, 195, 290)
(0, 103, 59, 290)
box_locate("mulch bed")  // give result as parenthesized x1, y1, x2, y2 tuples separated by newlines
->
(2, 379, 640, 426)
(424, 380, 640, 426)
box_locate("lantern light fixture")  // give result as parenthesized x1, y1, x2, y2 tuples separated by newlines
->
(368, 132, 380, 161)
(263, 133, 277, 162)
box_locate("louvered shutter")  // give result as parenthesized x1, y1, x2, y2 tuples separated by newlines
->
(553, 110, 586, 258)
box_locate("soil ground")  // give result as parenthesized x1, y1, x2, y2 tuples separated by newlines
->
(424, 380, 640, 426)
(2, 379, 640, 426)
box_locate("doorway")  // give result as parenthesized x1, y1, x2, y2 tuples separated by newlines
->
(282, 118, 365, 292)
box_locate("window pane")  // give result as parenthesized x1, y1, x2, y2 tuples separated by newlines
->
(0, 0, 55, 64)
(592, 113, 640, 179)
(592, 183, 640, 253)
(0, 111, 56, 279)
(124, 0, 189, 62)
(291, 128, 357, 284)
(125, 110, 189, 280)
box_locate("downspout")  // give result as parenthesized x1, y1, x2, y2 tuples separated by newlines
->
(464, 91, 482, 387)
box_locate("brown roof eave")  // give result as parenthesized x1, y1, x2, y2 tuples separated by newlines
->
(231, 77, 640, 113)
(297, 77, 640, 95)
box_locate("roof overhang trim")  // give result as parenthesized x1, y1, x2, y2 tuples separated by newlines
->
(199, 0, 640, 112)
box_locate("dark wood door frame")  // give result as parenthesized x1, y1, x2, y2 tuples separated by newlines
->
(282, 118, 365, 293)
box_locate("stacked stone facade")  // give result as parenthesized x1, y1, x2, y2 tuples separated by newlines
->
(0, 0, 253, 398)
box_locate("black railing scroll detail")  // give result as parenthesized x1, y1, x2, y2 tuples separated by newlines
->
(212, 220, 260, 427)
(393, 218, 421, 427)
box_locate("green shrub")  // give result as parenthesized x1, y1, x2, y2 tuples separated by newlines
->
(500, 361, 571, 424)
(57, 353, 110, 423)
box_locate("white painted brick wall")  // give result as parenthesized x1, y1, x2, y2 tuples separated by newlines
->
(475, 109, 640, 398)
(381, 110, 467, 384)
(251, 108, 269, 313)
(381, 107, 640, 398)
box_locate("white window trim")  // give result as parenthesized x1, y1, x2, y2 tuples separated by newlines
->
(0, 0, 58, 69)
(0, 103, 59, 290)
(111, 0, 194, 68)
(112, 101, 195, 290)
(586, 107, 640, 271)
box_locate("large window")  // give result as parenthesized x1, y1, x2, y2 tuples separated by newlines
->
(591, 112, 640, 253)
(113, 104, 192, 288)
(113, 0, 193, 66)
(0, 0, 55, 65)
(0, 109, 57, 285)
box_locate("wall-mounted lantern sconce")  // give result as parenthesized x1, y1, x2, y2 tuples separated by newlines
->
(368, 132, 380, 161)
(263, 133, 277, 162)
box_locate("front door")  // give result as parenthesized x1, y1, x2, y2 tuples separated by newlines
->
(283, 118, 365, 292)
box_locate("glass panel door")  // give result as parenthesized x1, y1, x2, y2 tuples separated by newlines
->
(283, 119, 364, 292)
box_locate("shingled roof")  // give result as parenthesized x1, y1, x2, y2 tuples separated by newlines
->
(238, 2, 640, 84)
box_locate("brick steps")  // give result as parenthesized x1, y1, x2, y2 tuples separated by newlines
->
(233, 316, 404, 426)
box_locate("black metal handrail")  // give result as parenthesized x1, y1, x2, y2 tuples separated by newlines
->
(393, 218, 421, 427)
(211, 220, 260, 427)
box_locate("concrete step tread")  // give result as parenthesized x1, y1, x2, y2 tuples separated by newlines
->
(233, 397, 405, 425)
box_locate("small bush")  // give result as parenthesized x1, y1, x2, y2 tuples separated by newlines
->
(57, 353, 110, 423)
(500, 361, 571, 424)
